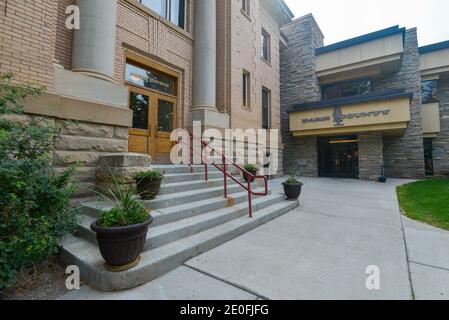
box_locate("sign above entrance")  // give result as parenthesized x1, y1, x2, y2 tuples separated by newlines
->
(126, 63, 176, 96)
(290, 96, 411, 137)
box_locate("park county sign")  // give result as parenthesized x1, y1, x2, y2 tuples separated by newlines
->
(290, 96, 411, 137)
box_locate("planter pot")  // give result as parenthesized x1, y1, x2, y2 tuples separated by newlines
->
(91, 216, 153, 272)
(282, 183, 303, 200)
(136, 177, 162, 200)
(243, 170, 258, 183)
(378, 176, 387, 183)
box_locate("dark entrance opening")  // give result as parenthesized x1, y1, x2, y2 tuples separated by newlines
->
(424, 138, 434, 176)
(318, 136, 359, 179)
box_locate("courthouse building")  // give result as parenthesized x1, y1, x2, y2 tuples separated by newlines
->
(1, 0, 448, 186)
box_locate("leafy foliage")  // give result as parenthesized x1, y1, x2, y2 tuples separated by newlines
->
(244, 164, 258, 174)
(135, 170, 164, 182)
(94, 168, 150, 228)
(284, 167, 303, 185)
(0, 73, 78, 293)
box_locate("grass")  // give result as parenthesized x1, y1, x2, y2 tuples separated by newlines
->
(397, 178, 449, 231)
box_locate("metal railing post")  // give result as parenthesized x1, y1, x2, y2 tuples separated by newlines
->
(247, 172, 252, 218)
(223, 155, 228, 198)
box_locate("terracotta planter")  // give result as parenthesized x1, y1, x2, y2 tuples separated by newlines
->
(91, 216, 153, 271)
(136, 177, 162, 200)
(282, 182, 303, 200)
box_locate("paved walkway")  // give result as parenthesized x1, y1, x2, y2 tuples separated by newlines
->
(61, 177, 449, 300)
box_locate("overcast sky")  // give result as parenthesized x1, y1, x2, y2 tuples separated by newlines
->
(284, 0, 449, 47)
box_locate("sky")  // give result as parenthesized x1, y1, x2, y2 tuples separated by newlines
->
(284, 0, 449, 47)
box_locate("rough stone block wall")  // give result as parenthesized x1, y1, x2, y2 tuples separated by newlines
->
(433, 76, 449, 176)
(374, 29, 425, 179)
(53, 120, 129, 197)
(358, 133, 384, 180)
(280, 15, 323, 177)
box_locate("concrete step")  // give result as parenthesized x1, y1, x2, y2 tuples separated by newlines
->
(76, 193, 282, 249)
(159, 177, 239, 195)
(143, 183, 257, 210)
(151, 165, 221, 175)
(60, 199, 299, 292)
(162, 171, 222, 184)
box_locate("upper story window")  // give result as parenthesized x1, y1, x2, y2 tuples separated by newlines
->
(322, 79, 372, 100)
(421, 80, 438, 104)
(242, 0, 250, 16)
(262, 87, 271, 129)
(140, 0, 185, 29)
(261, 29, 271, 62)
(243, 70, 251, 108)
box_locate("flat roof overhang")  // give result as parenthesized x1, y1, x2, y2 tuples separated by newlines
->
(289, 90, 412, 137)
(315, 26, 405, 83)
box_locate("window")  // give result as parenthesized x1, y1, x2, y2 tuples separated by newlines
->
(242, 0, 250, 15)
(424, 138, 434, 176)
(421, 80, 438, 104)
(322, 79, 372, 100)
(262, 88, 271, 129)
(140, 0, 185, 29)
(243, 70, 250, 108)
(261, 29, 270, 62)
(125, 63, 176, 95)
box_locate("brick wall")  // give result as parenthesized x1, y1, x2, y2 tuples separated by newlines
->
(55, 0, 74, 70)
(280, 15, 324, 177)
(0, 0, 58, 87)
(114, 0, 194, 129)
(433, 76, 449, 176)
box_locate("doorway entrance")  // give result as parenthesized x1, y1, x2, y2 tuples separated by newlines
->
(318, 136, 359, 179)
(126, 61, 177, 163)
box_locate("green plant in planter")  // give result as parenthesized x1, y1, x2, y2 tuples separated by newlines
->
(94, 170, 151, 227)
(282, 168, 303, 200)
(91, 169, 152, 270)
(135, 170, 164, 200)
(243, 164, 258, 183)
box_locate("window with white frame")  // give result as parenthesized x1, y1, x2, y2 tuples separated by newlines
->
(261, 29, 271, 62)
(262, 87, 271, 129)
(140, 0, 185, 29)
(242, 0, 250, 15)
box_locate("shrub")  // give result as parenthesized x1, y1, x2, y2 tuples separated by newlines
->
(244, 164, 258, 174)
(95, 169, 150, 228)
(0, 73, 78, 293)
(135, 170, 164, 182)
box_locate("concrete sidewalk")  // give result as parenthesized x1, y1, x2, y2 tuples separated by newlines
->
(61, 177, 449, 300)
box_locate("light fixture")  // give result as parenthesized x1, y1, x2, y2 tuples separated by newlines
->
(329, 139, 358, 144)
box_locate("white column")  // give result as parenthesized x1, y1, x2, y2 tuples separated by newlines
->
(193, 0, 217, 110)
(72, 0, 117, 82)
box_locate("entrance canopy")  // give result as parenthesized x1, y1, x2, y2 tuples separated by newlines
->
(289, 90, 412, 137)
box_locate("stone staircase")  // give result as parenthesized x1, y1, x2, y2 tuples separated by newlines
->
(61, 164, 298, 292)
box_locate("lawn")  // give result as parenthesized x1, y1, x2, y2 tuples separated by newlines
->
(397, 179, 449, 231)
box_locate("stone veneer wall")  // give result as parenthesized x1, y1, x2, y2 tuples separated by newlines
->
(358, 133, 384, 180)
(374, 29, 425, 179)
(280, 15, 323, 176)
(433, 75, 449, 176)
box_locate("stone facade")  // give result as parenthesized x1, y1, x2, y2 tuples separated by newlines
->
(358, 133, 384, 180)
(433, 75, 449, 176)
(280, 15, 323, 177)
(375, 29, 426, 179)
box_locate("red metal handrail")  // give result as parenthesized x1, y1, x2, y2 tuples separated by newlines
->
(176, 131, 268, 218)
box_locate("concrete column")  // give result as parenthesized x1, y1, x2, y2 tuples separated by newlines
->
(192, 0, 230, 129)
(72, 0, 117, 82)
(193, 0, 216, 110)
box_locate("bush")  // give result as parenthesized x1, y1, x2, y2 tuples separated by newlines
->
(0, 73, 78, 293)
(244, 164, 258, 174)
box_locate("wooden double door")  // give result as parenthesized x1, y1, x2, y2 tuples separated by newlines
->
(128, 86, 176, 163)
